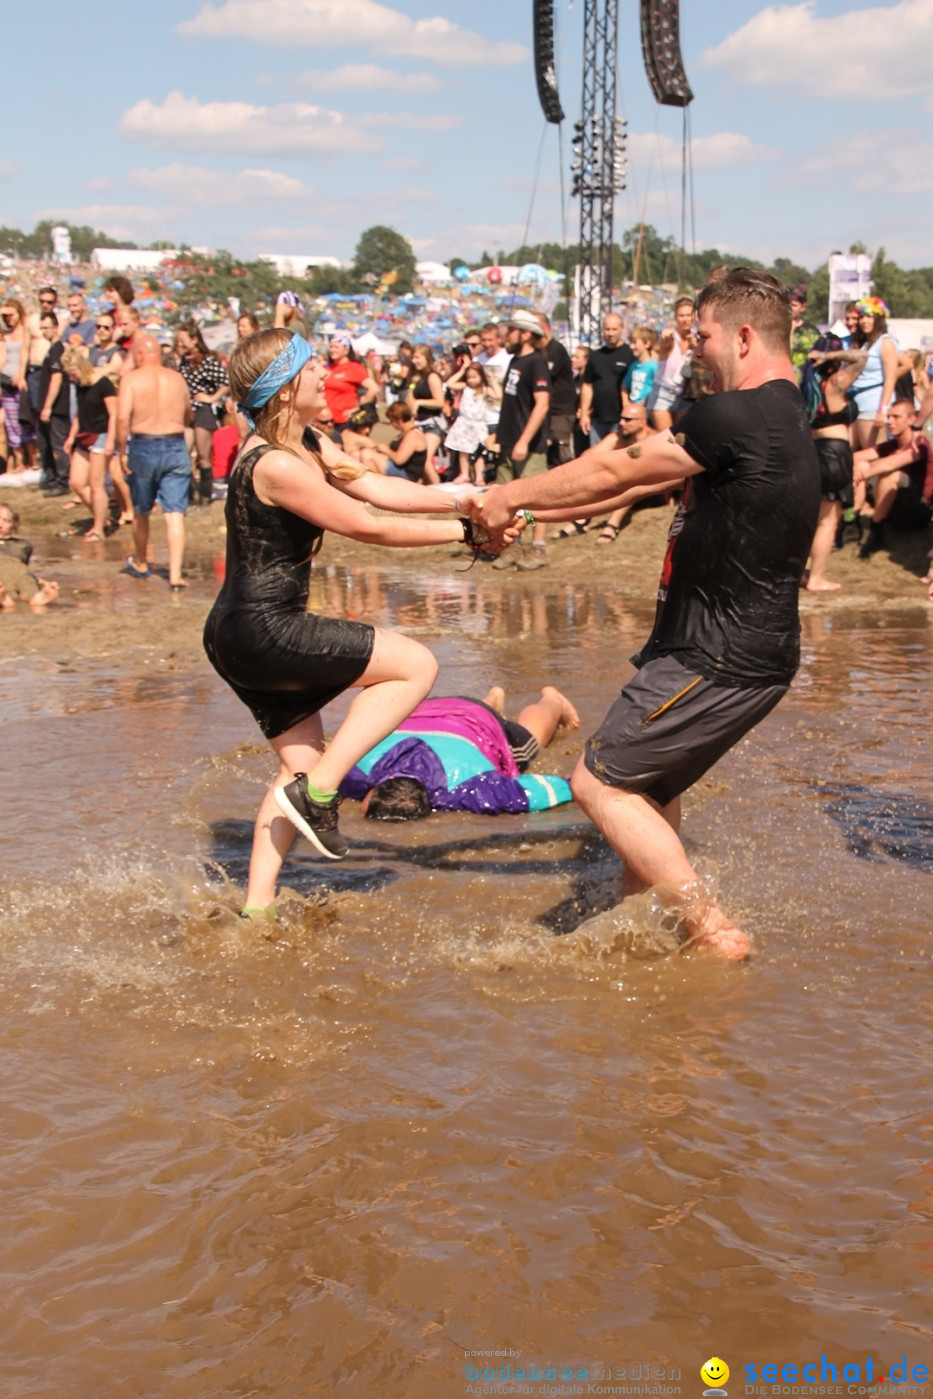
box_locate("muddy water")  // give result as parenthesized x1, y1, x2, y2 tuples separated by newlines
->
(2, 562, 933, 1398)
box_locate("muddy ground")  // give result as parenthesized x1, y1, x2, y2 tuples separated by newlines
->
(1, 485, 930, 667)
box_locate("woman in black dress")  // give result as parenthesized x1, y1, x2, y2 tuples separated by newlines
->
(204, 328, 514, 919)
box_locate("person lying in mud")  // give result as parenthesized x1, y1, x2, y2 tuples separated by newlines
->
(340, 686, 578, 819)
(0, 502, 59, 610)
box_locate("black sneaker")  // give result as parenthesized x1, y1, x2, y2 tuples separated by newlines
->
(274, 774, 348, 859)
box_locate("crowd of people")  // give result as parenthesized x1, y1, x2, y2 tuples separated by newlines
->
(4, 266, 931, 588)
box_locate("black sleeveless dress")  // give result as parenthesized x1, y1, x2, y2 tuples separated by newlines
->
(203, 441, 375, 739)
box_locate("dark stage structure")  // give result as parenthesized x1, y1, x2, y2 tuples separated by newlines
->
(533, 0, 693, 342)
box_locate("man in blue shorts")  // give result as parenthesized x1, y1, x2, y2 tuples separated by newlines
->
(116, 336, 193, 591)
(474, 269, 821, 959)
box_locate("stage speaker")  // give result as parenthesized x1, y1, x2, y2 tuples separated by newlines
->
(533, 0, 565, 124)
(640, 0, 693, 107)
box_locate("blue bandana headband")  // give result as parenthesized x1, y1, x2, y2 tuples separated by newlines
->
(238, 334, 313, 429)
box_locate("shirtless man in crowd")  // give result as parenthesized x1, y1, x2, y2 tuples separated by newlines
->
(116, 336, 192, 590)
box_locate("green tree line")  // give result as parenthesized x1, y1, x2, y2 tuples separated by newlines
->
(4, 219, 933, 319)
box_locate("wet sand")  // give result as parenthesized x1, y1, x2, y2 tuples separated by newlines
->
(2, 490, 932, 1396)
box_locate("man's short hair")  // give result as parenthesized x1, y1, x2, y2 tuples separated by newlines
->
(38, 285, 57, 298)
(695, 268, 792, 352)
(480, 322, 498, 335)
(365, 777, 432, 821)
(40, 311, 58, 328)
(890, 397, 915, 413)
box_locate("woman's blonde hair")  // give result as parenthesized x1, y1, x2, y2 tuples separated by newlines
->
(228, 328, 366, 479)
(61, 347, 94, 385)
(228, 327, 299, 448)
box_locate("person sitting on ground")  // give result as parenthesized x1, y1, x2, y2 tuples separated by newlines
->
(344, 401, 429, 481)
(0, 502, 59, 610)
(340, 685, 579, 819)
(853, 398, 933, 558)
(593, 402, 666, 544)
(61, 347, 116, 542)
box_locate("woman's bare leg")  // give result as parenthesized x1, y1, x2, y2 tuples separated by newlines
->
(109, 454, 134, 523)
(69, 449, 92, 510)
(807, 499, 843, 591)
(247, 627, 439, 907)
(85, 451, 109, 538)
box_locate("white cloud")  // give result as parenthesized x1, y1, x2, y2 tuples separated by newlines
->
(0, 161, 22, 178)
(298, 64, 441, 94)
(381, 156, 432, 173)
(127, 163, 313, 205)
(358, 112, 462, 131)
(177, 0, 527, 65)
(700, 0, 933, 99)
(34, 204, 175, 243)
(119, 91, 382, 157)
(627, 130, 779, 173)
(783, 127, 933, 194)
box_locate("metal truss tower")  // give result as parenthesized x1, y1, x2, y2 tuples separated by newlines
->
(571, 0, 625, 345)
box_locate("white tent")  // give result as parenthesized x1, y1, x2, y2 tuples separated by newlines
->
(352, 330, 397, 356)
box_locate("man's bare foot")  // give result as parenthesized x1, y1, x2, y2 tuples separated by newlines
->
(542, 685, 580, 730)
(169, 578, 188, 592)
(680, 907, 751, 961)
(806, 578, 842, 592)
(29, 579, 59, 609)
(118, 512, 134, 525)
(0, 581, 14, 611)
(61, 499, 79, 510)
(483, 684, 506, 715)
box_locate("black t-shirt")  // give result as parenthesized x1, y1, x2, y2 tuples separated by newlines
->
(583, 342, 635, 422)
(634, 380, 821, 687)
(544, 338, 576, 416)
(76, 376, 116, 435)
(38, 341, 71, 418)
(497, 350, 551, 454)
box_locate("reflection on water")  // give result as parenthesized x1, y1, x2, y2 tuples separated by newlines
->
(2, 568, 933, 1395)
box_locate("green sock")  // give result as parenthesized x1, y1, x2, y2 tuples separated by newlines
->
(241, 905, 277, 923)
(305, 780, 338, 805)
(843, 508, 855, 522)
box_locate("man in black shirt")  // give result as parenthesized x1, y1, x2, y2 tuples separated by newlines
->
(536, 311, 576, 464)
(492, 309, 551, 570)
(37, 312, 72, 495)
(579, 312, 634, 444)
(475, 269, 820, 959)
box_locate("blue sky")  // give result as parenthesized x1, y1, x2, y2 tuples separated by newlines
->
(3, 0, 933, 270)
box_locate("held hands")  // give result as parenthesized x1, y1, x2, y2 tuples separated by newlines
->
(458, 494, 522, 555)
(464, 484, 515, 535)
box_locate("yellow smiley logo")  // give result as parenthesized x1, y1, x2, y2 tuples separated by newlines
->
(701, 1359, 730, 1387)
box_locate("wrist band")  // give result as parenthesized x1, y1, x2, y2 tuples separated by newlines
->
(522, 509, 535, 526)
